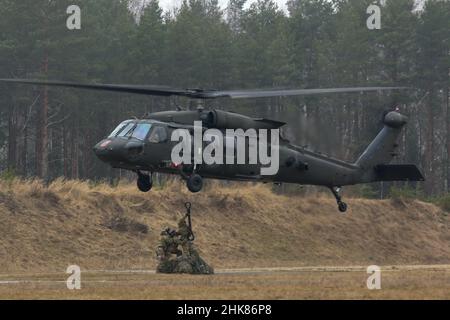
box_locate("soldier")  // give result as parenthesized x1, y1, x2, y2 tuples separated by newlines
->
(158, 227, 182, 259)
(156, 203, 214, 274)
(177, 213, 211, 273)
(176, 214, 194, 256)
(156, 227, 183, 274)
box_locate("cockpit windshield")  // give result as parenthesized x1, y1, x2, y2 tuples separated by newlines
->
(108, 122, 152, 140)
(108, 121, 130, 138)
(117, 123, 135, 137)
(132, 123, 152, 140)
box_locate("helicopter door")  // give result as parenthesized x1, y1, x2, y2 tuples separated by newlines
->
(145, 125, 171, 166)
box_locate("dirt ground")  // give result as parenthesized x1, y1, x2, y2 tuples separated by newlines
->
(1, 179, 450, 274)
(1, 265, 449, 300)
(1, 180, 449, 299)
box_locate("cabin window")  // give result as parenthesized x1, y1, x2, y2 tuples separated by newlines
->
(132, 123, 152, 140)
(148, 126, 168, 143)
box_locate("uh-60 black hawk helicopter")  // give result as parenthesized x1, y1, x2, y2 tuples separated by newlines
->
(0, 79, 424, 212)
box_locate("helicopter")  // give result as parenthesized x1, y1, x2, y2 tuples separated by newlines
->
(0, 79, 425, 212)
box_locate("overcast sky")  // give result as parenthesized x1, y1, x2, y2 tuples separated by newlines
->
(157, 0, 289, 13)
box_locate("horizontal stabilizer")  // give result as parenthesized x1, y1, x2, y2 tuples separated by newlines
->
(374, 165, 425, 182)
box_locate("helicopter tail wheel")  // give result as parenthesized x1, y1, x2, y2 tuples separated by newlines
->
(338, 201, 348, 213)
(329, 186, 348, 213)
(187, 174, 203, 193)
(137, 172, 153, 193)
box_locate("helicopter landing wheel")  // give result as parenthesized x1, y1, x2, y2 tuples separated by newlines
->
(338, 201, 348, 213)
(329, 186, 348, 213)
(137, 172, 152, 193)
(187, 174, 203, 193)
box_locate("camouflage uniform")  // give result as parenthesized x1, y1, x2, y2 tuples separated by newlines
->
(156, 228, 183, 273)
(176, 216, 194, 256)
(158, 229, 181, 260)
(175, 216, 213, 274)
(156, 218, 214, 275)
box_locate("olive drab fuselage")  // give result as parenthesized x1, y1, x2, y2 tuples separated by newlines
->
(95, 122, 355, 186)
(93, 109, 423, 190)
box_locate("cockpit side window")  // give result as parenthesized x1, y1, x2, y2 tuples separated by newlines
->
(117, 123, 135, 137)
(132, 123, 152, 140)
(148, 126, 168, 143)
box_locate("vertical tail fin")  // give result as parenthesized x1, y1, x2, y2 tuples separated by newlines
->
(355, 111, 407, 170)
(355, 111, 425, 182)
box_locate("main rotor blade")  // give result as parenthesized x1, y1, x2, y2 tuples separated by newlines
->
(0, 79, 190, 97)
(206, 87, 409, 99)
(0, 79, 408, 100)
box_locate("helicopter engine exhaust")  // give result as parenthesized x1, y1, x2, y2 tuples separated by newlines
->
(202, 110, 285, 130)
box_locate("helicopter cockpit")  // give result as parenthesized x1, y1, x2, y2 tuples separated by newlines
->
(94, 120, 152, 166)
(94, 120, 167, 167)
(108, 121, 153, 141)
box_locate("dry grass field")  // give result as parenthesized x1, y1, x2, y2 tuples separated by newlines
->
(0, 178, 449, 299)
(1, 267, 449, 299)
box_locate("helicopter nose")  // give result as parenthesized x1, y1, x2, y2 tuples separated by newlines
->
(124, 140, 144, 157)
(93, 139, 121, 163)
(94, 139, 145, 164)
